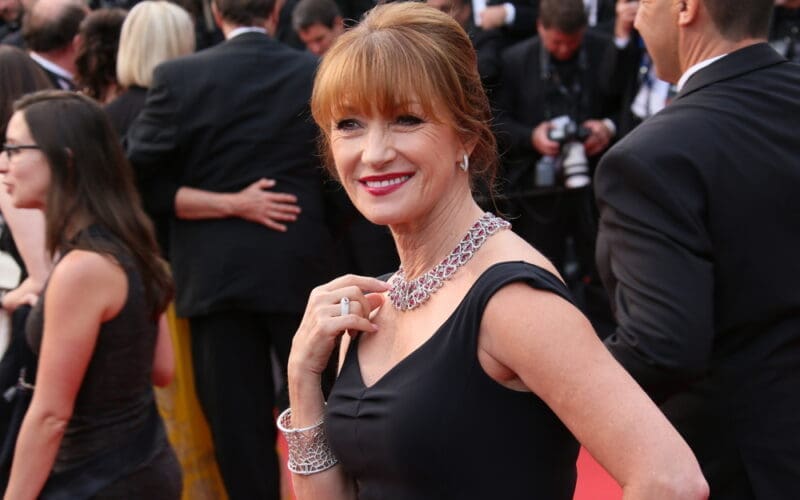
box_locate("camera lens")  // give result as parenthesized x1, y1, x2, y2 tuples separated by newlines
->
(561, 142, 590, 189)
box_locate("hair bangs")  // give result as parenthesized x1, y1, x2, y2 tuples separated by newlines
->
(312, 29, 450, 132)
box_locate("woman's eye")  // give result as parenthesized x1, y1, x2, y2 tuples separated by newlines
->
(335, 119, 360, 131)
(395, 114, 423, 126)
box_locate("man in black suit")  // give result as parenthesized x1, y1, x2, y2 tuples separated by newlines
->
(595, 0, 800, 496)
(126, 0, 337, 497)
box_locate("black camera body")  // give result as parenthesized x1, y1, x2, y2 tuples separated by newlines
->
(534, 116, 592, 190)
(548, 119, 591, 145)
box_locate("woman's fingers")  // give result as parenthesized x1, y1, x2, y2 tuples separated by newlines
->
(292, 274, 389, 375)
(319, 274, 391, 294)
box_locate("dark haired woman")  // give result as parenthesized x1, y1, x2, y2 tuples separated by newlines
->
(1, 90, 181, 499)
(74, 8, 127, 103)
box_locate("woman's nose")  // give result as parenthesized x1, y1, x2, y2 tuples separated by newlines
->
(361, 126, 396, 168)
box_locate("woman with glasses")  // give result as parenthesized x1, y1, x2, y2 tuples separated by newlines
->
(1, 90, 181, 499)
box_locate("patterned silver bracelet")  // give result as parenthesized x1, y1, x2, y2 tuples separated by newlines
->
(277, 406, 339, 475)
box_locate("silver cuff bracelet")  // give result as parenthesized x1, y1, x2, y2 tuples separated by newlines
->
(277, 407, 339, 475)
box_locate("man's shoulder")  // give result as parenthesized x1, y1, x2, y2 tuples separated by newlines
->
(502, 36, 538, 63)
(600, 108, 694, 174)
(154, 35, 316, 82)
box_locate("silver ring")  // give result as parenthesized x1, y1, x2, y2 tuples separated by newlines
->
(340, 297, 350, 316)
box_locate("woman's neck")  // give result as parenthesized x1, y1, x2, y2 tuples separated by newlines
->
(63, 213, 95, 243)
(390, 196, 485, 280)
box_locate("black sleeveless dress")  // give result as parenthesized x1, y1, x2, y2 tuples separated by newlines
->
(26, 228, 181, 499)
(326, 261, 580, 499)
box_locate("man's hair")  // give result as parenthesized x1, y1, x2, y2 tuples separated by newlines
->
(117, 0, 195, 88)
(213, 0, 276, 26)
(538, 0, 587, 33)
(292, 0, 340, 32)
(703, 0, 774, 40)
(22, 0, 87, 53)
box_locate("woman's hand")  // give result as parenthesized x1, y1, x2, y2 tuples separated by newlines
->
(289, 274, 389, 382)
(1, 277, 42, 312)
(284, 274, 386, 500)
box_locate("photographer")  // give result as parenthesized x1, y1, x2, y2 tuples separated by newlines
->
(770, 0, 800, 62)
(493, 0, 621, 334)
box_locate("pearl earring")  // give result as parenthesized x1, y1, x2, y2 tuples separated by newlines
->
(459, 153, 469, 172)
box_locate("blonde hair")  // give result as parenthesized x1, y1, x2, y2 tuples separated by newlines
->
(311, 2, 497, 185)
(116, 1, 195, 88)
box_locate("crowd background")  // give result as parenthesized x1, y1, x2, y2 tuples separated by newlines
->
(0, 0, 797, 498)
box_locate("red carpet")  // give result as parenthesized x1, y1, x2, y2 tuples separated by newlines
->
(574, 447, 622, 500)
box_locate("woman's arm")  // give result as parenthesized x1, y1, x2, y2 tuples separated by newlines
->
(480, 282, 709, 499)
(152, 314, 175, 387)
(0, 187, 53, 311)
(286, 274, 389, 500)
(3, 251, 127, 500)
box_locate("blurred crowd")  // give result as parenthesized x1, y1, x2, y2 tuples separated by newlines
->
(0, 0, 798, 498)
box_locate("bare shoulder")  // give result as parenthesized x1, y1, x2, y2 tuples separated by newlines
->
(472, 226, 571, 326)
(477, 227, 563, 280)
(48, 250, 127, 320)
(475, 230, 594, 389)
(51, 250, 124, 285)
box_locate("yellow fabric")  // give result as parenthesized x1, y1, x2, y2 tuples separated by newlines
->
(155, 306, 229, 500)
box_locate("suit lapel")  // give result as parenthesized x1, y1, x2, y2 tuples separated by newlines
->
(676, 43, 786, 101)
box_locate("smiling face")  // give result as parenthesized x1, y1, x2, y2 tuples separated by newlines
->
(1, 111, 51, 209)
(328, 101, 468, 227)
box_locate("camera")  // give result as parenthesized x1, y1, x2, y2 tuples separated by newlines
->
(534, 115, 592, 189)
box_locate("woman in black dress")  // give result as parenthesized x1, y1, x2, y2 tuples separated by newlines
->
(282, 3, 708, 499)
(2, 90, 180, 499)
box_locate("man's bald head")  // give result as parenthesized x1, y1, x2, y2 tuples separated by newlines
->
(22, 0, 87, 53)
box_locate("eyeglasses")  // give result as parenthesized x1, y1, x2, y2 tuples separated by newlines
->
(2, 144, 42, 159)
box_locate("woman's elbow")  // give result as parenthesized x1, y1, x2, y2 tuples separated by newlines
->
(629, 466, 709, 500)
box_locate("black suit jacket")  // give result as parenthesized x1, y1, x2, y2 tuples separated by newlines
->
(127, 32, 336, 317)
(595, 43, 800, 496)
(104, 85, 147, 139)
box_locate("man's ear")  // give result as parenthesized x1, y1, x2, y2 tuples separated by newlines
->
(70, 30, 84, 52)
(333, 15, 345, 33)
(678, 0, 699, 27)
(211, 1, 224, 30)
(265, 0, 284, 35)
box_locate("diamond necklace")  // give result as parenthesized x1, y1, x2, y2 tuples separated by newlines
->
(388, 212, 511, 311)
